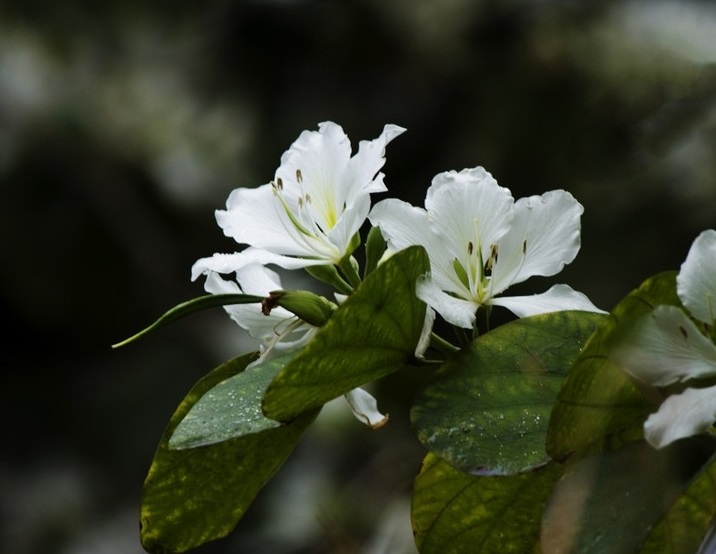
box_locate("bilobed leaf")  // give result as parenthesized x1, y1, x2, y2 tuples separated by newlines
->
(262, 246, 429, 422)
(641, 449, 716, 554)
(112, 293, 264, 348)
(541, 439, 713, 554)
(412, 452, 562, 554)
(169, 353, 294, 449)
(547, 272, 680, 460)
(411, 311, 605, 475)
(141, 352, 317, 553)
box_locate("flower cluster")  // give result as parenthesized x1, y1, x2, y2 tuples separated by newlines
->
(193, 121, 603, 428)
(612, 230, 716, 448)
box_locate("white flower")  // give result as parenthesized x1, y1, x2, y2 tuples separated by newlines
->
(208, 121, 405, 272)
(369, 167, 604, 329)
(192, 259, 388, 428)
(611, 229, 716, 448)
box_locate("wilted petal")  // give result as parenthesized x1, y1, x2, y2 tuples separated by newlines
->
(344, 388, 389, 429)
(611, 305, 716, 386)
(416, 274, 478, 329)
(644, 385, 716, 448)
(677, 229, 716, 325)
(490, 190, 583, 295)
(491, 284, 605, 318)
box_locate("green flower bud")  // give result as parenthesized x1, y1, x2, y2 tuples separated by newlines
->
(262, 290, 337, 327)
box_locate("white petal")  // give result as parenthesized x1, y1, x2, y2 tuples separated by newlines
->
(490, 190, 583, 294)
(425, 167, 513, 273)
(490, 284, 606, 318)
(344, 123, 406, 198)
(326, 191, 371, 256)
(344, 388, 389, 429)
(677, 229, 716, 325)
(644, 385, 716, 448)
(216, 184, 313, 257)
(415, 307, 436, 359)
(416, 274, 478, 329)
(276, 122, 352, 228)
(610, 305, 716, 386)
(369, 199, 457, 293)
(191, 248, 323, 281)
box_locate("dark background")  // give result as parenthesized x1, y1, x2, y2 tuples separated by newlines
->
(2, 1, 716, 552)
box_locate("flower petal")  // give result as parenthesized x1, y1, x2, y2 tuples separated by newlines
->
(644, 385, 716, 448)
(369, 199, 457, 293)
(677, 229, 716, 325)
(490, 190, 583, 295)
(425, 167, 513, 273)
(344, 123, 406, 198)
(344, 387, 389, 429)
(191, 248, 324, 281)
(611, 305, 716, 386)
(216, 184, 313, 257)
(415, 307, 436, 359)
(416, 274, 478, 329)
(490, 284, 606, 318)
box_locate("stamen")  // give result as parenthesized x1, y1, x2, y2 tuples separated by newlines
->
(305, 193, 312, 204)
(522, 240, 527, 254)
(276, 177, 284, 191)
(468, 241, 474, 255)
(296, 169, 303, 183)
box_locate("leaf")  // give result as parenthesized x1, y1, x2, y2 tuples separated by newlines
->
(411, 311, 605, 475)
(541, 439, 713, 554)
(262, 246, 429, 422)
(141, 352, 317, 553)
(412, 452, 562, 554)
(364, 225, 387, 277)
(641, 448, 716, 553)
(547, 272, 680, 460)
(169, 353, 295, 449)
(112, 293, 264, 348)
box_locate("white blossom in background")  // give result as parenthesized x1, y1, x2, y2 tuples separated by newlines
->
(611, 229, 716, 448)
(200, 121, 405, 274)
(191, 260, 388, 429)
(369, 166, 604, 329)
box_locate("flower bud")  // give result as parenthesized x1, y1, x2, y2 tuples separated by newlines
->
(262, 290, 337, 327)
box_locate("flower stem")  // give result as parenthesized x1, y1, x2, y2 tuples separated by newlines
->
(338, 255, 362, 290)
(430, 333, 460, 355)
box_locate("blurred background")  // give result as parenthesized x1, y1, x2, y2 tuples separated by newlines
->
(2, 0, 716, 552)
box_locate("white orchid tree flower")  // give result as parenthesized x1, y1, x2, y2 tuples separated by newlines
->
(611, 229, 716, 448)
(369, 167, 604, 329)
(209, 121, 405, 273)
(192, 260, 388, 429)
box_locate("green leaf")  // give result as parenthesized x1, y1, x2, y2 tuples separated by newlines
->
(411, 311, 605, 475)
(641, 448, 716, 553)
(412, 452, 562, 553)
(547, 272, 680, 460)
(541, 439, 713, 554)
(169, 353, 297, 449)
(112, 293, 264, 348)
(141, 352, 317, 553)
(364, 225, 387, 277)
(262, 245, 430, 422)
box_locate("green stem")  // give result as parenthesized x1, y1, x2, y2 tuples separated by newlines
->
(475, 305, 491, 338)
(338, 256, 362, 290)
(430, 333, 460, 355)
